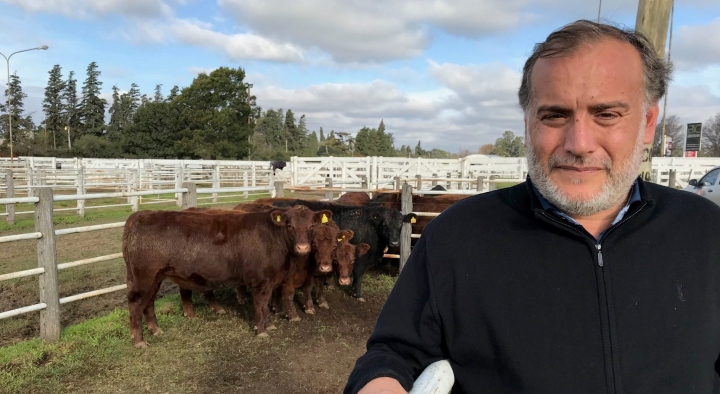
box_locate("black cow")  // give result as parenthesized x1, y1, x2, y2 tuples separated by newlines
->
(261, 199, 417, 302)
(270, 160, 287, 175)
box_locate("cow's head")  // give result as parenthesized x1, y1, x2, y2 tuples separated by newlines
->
(334, 230, 370, 286)
(370, 208, 418, 248)
(271, 206, 315, 255)
(310, 210, 338, 273)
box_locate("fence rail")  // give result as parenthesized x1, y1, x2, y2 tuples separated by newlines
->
(0, 183, 275, 342)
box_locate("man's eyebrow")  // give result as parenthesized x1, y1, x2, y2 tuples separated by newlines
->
(589, 101, 630, 112)
(536, 105, 572, 115)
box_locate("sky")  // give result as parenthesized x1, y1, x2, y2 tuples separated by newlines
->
(0, 0, 719, 153)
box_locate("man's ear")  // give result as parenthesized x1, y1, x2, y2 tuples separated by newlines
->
(270, 210, 286, 226)
(643, 102, 660, 145)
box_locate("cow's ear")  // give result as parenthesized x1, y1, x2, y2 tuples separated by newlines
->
(356, 243, 370, 257)
(339, 230, 354, 242)
(403, 213, 418, 224)
(270, 210, 287, 226)
(315, 210, 333, 224)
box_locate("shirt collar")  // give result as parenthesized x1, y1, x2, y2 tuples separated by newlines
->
(531, 179, 641, 228)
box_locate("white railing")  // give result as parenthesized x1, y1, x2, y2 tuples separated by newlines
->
(0, 182, 276, 342)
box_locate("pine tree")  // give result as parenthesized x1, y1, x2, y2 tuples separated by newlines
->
(0, 73, 30, 148)
(306, 130, 319, 156)
(62, 71, 81, 144)
(107, 85, 123, 142)
(167, 85, 180, 101)
(79, 62, 107, 137)
(295, 114, 308, 153)
(128, 83, 141, 113)
(43, 65, 66, 149)
(154, 84, 164, 102)
(319, 127, 325, 142)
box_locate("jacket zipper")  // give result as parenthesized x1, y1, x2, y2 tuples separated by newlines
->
(541, 201, 648, 394)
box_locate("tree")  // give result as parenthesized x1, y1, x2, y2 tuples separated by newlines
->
(62, 71, 81, 144)
(154, 84, 164, 102)
(493, 130, 524, 157)
(305, 131, 319, 156)
(652, 115, 684, 157)
(294, 114, 309, 153)
(107, 85, 123, 142)
(79, 62, 107, 137)
(414, 140, 427, 157)
(701, 113, 720, 157)
(479, 144, 496, 155)
(0, 73, 33, 153)
(319, 127, 325, 142)
(174, 67, 255, 159)
(167, 85, 180, 101)
(123, 100, 180, 158)
(43, 65, 66, 149)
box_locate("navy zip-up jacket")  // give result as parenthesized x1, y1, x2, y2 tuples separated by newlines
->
(346, 179, 720, 393)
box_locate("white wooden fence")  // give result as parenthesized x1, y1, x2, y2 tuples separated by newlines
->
(0, 183, 275, 342)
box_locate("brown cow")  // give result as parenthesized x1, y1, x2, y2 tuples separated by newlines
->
(308, 230, 370, 311)
(123, 206, 325, 347)
(335, 192, 370, 206)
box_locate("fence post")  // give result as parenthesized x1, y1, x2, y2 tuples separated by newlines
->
(668, 169, 677, 189)
(489, 175, 498, 192)
(175, 166, 184, 207)
(274, 181, 285, 198)
(394, 176, 401, 190)
(36, 187, 60, 342)
(5, 170, 15, 224)
(181, 182, 197, 209)
(476, 176, 485, 193)
(325, 177, 334, 201)
(415, 174, 422, 190)
(243, 171, 249, 199)
(77, 167, 85, 217)
(27, 167, 34, 197)
(251, 162, 257, 187)
(212, 165, 220, 203)
(400, 183, 413, 272)
(431, 174, 437, 187)
(130, 170, 139, 212)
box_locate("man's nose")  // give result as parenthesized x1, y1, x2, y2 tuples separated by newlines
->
(563, 116, 597, 156)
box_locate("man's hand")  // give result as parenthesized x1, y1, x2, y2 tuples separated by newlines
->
(358, 377, 408, 394)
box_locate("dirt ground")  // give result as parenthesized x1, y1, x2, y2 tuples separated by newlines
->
(0, 195, 399, 393)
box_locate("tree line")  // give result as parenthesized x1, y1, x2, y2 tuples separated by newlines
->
(4, 63, 717, 160)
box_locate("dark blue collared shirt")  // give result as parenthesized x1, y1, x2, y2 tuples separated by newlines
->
(531, 180, 641, 243)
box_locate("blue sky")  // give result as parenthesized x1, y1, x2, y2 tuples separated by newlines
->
(1, 0, 719, 152)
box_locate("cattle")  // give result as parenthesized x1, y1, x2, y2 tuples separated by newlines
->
(181, 205, 338, 321)
(247, 199, 417, 302)
(270, 160, 287, 175)
(309, 230, 369, 309)
(335, 192, 370, 206)
(122, 206, 325, 347)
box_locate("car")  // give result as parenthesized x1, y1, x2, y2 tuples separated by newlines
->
(683, 166, 720, 206)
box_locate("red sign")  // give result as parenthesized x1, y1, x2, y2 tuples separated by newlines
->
(686, 151, 697, 157)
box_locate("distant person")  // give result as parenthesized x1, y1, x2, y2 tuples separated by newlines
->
(345, 20, 720, 393)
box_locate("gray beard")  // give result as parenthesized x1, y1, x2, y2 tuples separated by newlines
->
(525, 122, 645, 217)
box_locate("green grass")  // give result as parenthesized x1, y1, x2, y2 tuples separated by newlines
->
(0, 296, 185, 394)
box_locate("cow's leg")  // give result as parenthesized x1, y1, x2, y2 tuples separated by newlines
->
(301, 277, 315, 315)
(179, 288, 196, 318)
(315, 276, 329, 309)
(252, 285, 274, 337)
(281, 280, 300, 322)
(127, 276, 156, 348)
(203, 291, 226, 314)
(353, 266, 367, 302)
(143, 280, 163, 336)
(235, 286, 248, 305)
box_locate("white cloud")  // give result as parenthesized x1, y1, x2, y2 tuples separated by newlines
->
(0, 0, 173, 19)
(673, 17, 720, 71)
(168, 19, 305, 62)
(217, 0, 533, 63)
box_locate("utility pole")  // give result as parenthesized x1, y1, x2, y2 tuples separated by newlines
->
(246, 83, 253, 159)
(635, 0, 672, 181)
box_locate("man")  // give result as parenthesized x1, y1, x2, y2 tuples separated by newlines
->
(345, 20, 720, 394)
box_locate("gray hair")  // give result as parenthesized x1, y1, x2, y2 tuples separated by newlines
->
(518, 20, 673, 113)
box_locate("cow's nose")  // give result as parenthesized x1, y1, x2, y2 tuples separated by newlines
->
(295, 243, 310, 254)
(339, 277, 351, 286)
(390, 241, 399, 247)
(319, 264, 332, 273)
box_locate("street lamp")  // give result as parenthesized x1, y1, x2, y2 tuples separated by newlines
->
(246, 83, 253, 159)
(1, 45, 49, 161)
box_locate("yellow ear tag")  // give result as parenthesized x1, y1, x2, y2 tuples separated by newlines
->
(321, 214, 328, 224)
(410, 217, 417, 224)
(276, 215, 282, 222)
(337, 238, 343, 242)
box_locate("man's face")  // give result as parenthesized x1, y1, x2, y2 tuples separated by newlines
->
(524, 38, 659, 216)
